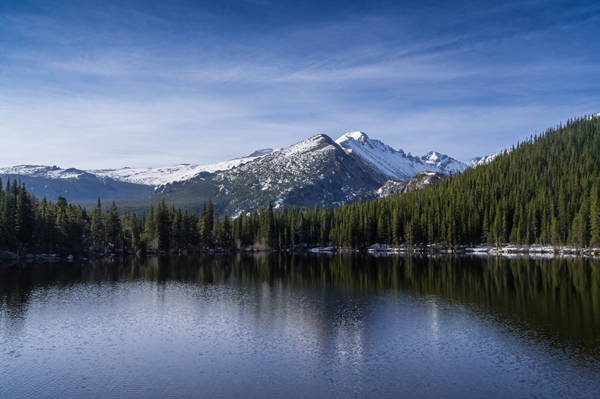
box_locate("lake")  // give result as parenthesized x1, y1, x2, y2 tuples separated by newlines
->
(1, 254, 599, 398)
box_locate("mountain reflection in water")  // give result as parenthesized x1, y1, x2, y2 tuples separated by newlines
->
(1, 254, 599, 398)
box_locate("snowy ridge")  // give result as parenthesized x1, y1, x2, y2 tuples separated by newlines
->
(92, 150, 273, 186)
(0, 150, 274, 188)
(0, 165, 87, 180)
(335, 132, 426, 180)
(335, 132, 467, 181)
(468, 151, 504, 168)
(91, 164, 211, 187)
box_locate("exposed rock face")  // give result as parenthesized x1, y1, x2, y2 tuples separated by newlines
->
(375, 172, 445, 198)
(376, 180, 408, 198)
(403, 171, 445, 193)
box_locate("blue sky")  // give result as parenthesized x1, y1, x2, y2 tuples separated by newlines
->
(1, 0, 599, 169)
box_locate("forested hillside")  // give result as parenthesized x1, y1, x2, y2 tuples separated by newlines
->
(1, 115, 599, 255)
(374, 115, 600, 247)
(316, 115, 600, 248)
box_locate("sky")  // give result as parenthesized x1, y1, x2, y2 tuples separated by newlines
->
(1, 0, 599, 169)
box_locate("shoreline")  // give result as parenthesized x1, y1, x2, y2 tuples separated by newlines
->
(3, 244, 600, 268)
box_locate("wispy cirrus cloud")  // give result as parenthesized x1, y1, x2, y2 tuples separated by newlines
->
(1, 0, 599, 168)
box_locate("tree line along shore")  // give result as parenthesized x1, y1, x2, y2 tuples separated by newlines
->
(1, 116, 599, 259)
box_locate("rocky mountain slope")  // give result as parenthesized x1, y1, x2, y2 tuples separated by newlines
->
(375, 171, 446, 198)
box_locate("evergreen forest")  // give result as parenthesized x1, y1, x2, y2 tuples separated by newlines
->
(1, 115, 599, 255)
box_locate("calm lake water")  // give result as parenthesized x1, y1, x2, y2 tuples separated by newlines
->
(1, 254, 599, 398)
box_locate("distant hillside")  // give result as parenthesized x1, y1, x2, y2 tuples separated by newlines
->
(0, 170, 154, 203)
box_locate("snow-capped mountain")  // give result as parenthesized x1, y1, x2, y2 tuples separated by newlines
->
(148, 133, 471, 215)
(335, 132, 467, 181)
(156, 134, 380, 213)
(0, 131, 500, 213)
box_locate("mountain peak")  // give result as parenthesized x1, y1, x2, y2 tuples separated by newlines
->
(422, 151, 441, 162)
(418, 151, 467, 174)
(276, 134, 335, 158)
(421, 151, 444, 163)
(335, 131, 370, 144)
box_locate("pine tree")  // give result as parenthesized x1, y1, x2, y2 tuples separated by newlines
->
(222, 214, 232, 249)
(0, 179, 4, 249)
(91, 198, 105, 251)
(105, 201, 122, 251)
(55, 196, 69, 254)
(2, 180, 18, 251)
(199, 200, 214, 248)
(143, 205, 156, 246)
(264, 199, 275, 248)
(589, 185, 600, 247)
(15, 183, 35, 251)
(171, 209, 183, 250)
(130, 210, 143, 251)
(155, 198, 170, 251)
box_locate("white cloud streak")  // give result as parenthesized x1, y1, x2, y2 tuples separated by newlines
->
(1, 0, 599, 169)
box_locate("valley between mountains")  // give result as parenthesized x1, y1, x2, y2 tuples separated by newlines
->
(0, 131, 498, 215)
